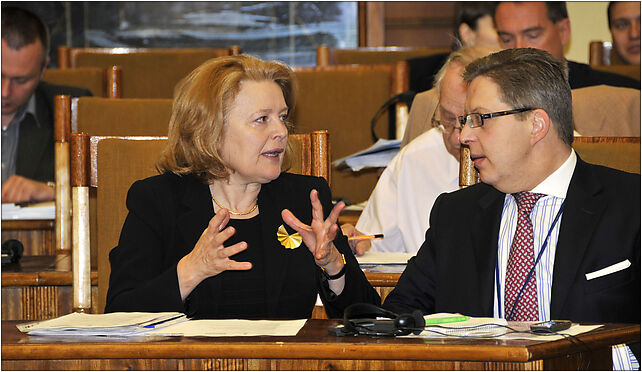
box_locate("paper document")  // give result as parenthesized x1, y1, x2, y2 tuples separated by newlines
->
(149, 319, 307, 337)
(2, 201, 55, 220)
(333, 139, 401, 171)
(17, 312, 186, 336)
(405, 313, 603, 341)
(357, 251, 414, 265)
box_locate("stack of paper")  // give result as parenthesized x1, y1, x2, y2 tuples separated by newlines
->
(357, 251, 414, 273)
(17, 312, 186, 336)
(2, 201, 55, 220)
(333, 139, 401, 171)
(17, 312, 308, 338)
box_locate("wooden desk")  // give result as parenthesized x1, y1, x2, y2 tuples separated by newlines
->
(2, 320, 638, 370)
(1, 256, 99, 320)
(1, 220, 55, 256)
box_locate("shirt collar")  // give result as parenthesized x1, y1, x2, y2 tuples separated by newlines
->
(25, 93, 40, 127)
(530, 149, 576, 198)
(9, 93, 39, 130)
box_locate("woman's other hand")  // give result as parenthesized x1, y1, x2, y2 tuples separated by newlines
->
(176, 209, 252, 300)
(281, 190, 346, 294)
(340, 223, 372, 256)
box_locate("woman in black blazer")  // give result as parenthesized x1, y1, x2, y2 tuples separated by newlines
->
(105, 55, 380, 319)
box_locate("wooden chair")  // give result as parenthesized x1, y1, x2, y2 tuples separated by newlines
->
(54, 95, 174, 279)
(572, 137, 640, 174)
(589, 40, 614, 66)
(70, 130, 330, 313)
(316, 45, 450, 67)
(572, 85, 640, 137)
(57, 46, 242, 98)
(292, 63, 409, 204)
(43, 66, 122, 98)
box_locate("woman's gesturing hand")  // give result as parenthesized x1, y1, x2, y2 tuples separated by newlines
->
(281, 189, 346, 275)
(176, 209, 252, 300)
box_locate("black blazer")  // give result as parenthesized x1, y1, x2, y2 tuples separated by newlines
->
(384, 157, 640, 325)
(106, 172, 380, 319)
(16, 81, 92, 182)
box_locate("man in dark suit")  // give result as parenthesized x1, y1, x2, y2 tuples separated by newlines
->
(1, 7, 91, 203)
(384, 48, 640, 369)
(494, 1, 640, 90)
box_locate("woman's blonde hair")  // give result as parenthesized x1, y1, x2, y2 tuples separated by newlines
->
(157, 54, 296, 182)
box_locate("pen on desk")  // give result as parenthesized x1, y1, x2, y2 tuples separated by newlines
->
(142, 314, 185, 329)
(424, 315, 468, 325)
(348, 234, 384, 242)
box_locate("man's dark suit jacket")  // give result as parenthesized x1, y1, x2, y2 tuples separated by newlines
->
(568, 61, 640, 90)
(406, 55, 639, 94)
(16, 81, 92, 183)
(106, 172, 380, 319)
(383, 157, 640, 355)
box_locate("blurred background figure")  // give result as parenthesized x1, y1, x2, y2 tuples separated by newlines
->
(494, 1, 639, 89)
(342, 46, 496, 255)
(1, 7, 91, 203)
(407, 2, 500, 93)
(608, 1, 641, 65)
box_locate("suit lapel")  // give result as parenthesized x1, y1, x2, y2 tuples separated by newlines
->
(550, 158, 606, 318)
(471, 186, 505, 316)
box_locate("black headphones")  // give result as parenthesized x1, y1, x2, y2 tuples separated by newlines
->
(333, 303, 425, 337)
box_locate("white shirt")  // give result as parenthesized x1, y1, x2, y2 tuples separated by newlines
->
(493, 150, 635, 370)
(356, 128, 459, 253)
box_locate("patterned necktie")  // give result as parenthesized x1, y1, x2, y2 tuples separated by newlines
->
(504, 191, 545, 321)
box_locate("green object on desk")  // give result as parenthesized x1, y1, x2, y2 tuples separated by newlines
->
(424, 315, 468, 325)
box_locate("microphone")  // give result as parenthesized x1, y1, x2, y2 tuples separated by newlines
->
(1, 239, 24, 264)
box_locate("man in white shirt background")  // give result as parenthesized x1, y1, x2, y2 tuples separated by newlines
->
(342, 46, 496, 254)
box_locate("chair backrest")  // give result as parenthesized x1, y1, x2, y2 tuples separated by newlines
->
(70, 130, 330, 313)
(316, 45, 450, 66)
(57, 46, 241, 98)
(572, 136, 640, 174)
(43, 66, 122, 98)
(292, 64, 408, 204)
(71, 96, 173, 135)
(572, 85, 641, 137)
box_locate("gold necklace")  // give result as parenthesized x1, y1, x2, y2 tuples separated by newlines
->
(211, 194, 258, 215)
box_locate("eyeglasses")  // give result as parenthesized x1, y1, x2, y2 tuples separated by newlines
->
(457, 107, 535, 129)
(431, 117, 461, 135)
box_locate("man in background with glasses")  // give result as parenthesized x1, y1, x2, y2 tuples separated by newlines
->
(341, 46, 496, 255)
(384, 48, 639, 369)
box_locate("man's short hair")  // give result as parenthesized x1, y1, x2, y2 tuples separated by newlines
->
(452, 2, 496, 50)
(544, 2, 569, 23)
(1, 7, 50, 67)
(607, 1, 618, 28)
(463, 48, 574, 146)
(492, 2, 568, 24)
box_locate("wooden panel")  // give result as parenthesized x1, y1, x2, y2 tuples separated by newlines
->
(1, 220, 55, 256)
(383, 2, 455, 48)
